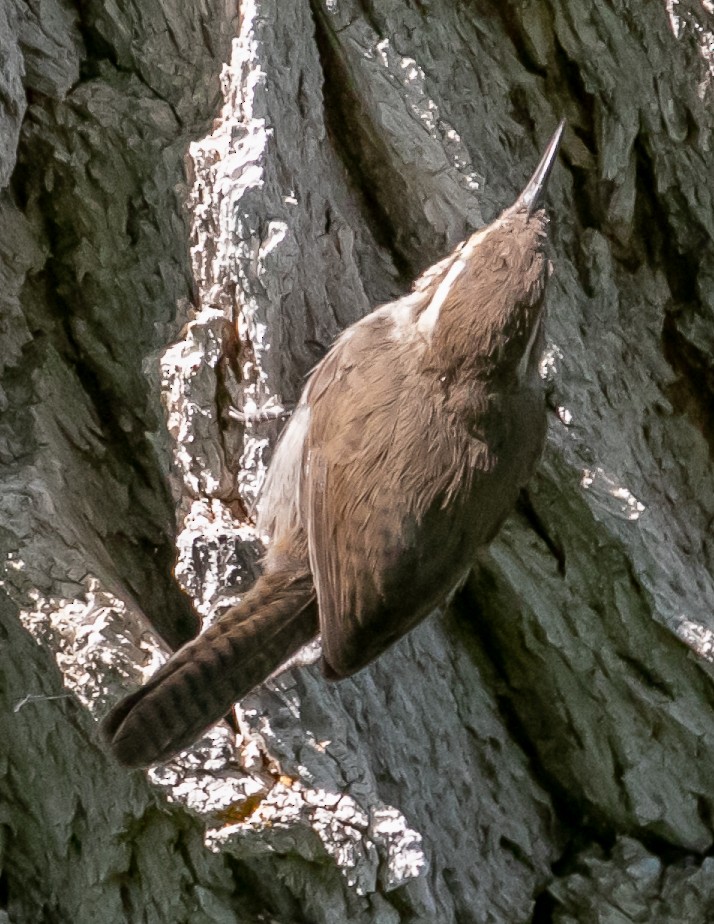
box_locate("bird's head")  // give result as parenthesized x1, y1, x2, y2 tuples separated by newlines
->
(419, 121, 564, 386)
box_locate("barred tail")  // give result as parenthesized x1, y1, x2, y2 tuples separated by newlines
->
(102, 568, 318, 768)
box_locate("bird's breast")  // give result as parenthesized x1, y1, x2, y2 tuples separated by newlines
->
(444, 380, 546, 544)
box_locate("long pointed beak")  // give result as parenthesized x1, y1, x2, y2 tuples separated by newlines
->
(513, 119, 565, 214)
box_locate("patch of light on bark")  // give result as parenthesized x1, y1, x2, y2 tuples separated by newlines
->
(258, 220, 288, 261)
(269, 637, 323, 676)
(204, 778, 425, 894)
(537, 344, 576, 427)
(671, 614, 714, 663)
(539, 342, 564, 382)
(184, 0, 286, 512)
(16, 578, 168, 713)
(160, 312, 227, 498)
(696, 25, 714, 95)
(369, 806, 427, 889)
(664, 0, 714, 96)
(367, 36, 482, 193)
(556, 406, 573, 426)
(580, 466, 646, 520)
(174, 499, 259, 617)
(3, 550, 25, 573)
(139, 705, 426, 893)
(666, 0, 683, 37)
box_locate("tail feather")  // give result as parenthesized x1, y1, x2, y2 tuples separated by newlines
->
(102, 568, 318, 768)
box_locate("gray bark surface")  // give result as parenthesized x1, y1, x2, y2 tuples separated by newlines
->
(2, 0, 714, 922)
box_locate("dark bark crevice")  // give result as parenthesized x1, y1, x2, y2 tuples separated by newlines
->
(310, 0, 418, 286)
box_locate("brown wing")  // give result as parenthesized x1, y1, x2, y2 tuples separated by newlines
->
(302, 322, 484, 679)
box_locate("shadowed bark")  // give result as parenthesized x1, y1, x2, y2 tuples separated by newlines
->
(2, 0, 714, 921)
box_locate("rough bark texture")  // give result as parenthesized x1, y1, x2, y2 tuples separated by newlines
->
(2, 0, 714, 922)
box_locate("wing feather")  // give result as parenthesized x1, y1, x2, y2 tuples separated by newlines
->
(301, 321, 483, 678)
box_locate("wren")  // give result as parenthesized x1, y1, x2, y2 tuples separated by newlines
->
(103, 121, 565, 767)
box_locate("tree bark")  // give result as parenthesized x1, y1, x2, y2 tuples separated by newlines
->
(2, 0, 714, 921)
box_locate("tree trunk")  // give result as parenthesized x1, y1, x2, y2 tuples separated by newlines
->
(2, 0, 714, 921)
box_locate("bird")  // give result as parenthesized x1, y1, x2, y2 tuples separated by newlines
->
(102, 121, 565, 768)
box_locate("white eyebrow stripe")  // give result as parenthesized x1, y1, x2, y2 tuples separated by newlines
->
(417, 258, 465, 337)
(416, 227, 488, 338)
